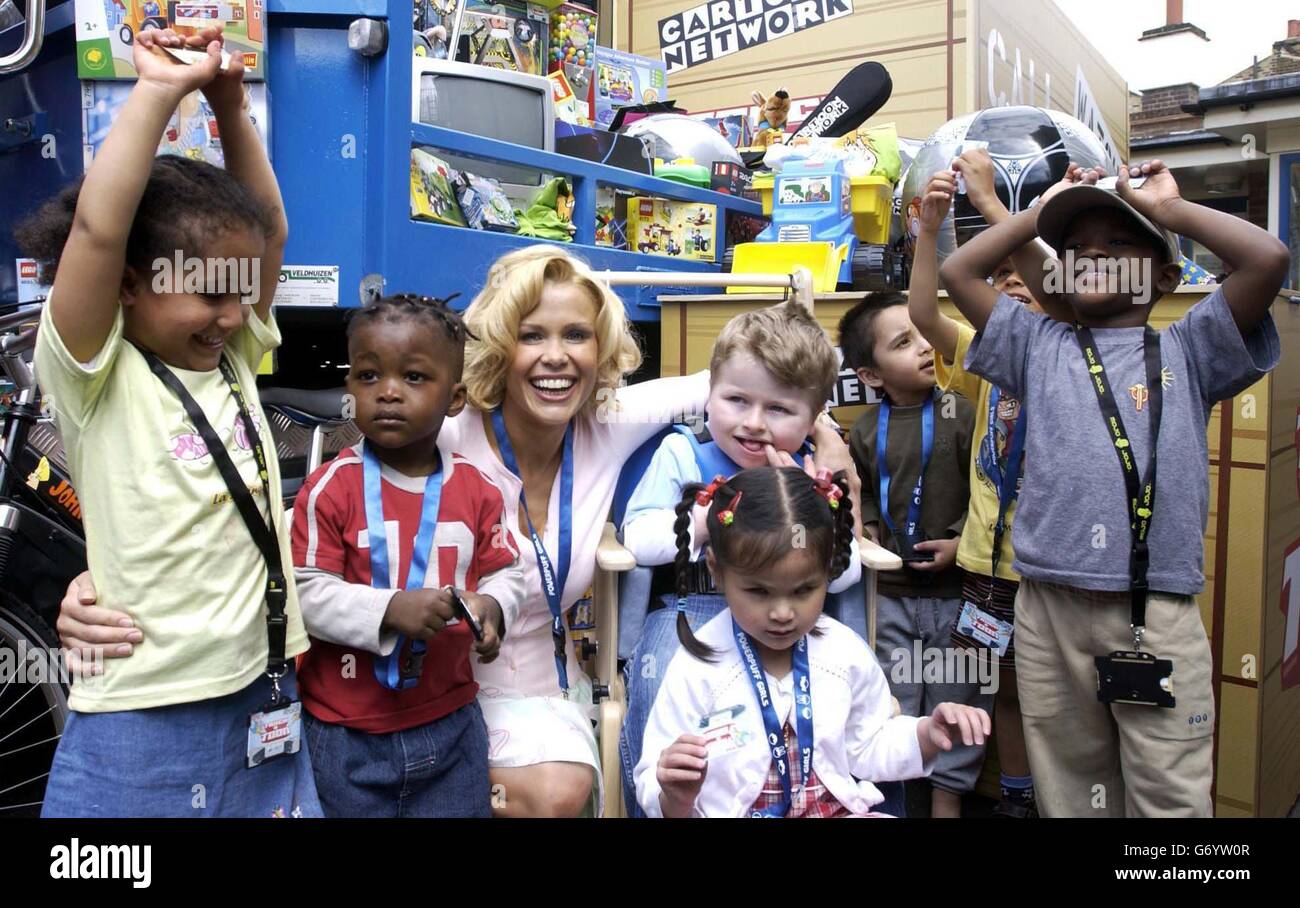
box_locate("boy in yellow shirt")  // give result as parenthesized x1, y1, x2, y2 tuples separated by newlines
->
(906, 149, 1077, 817)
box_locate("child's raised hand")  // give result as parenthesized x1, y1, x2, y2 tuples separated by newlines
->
(192, 26, 249, 115)
(133, 28, 222, 97)
(952, 148, 999, 210)
(1118, 159, 1182, 223)
(656, 734, 709, 817)
(919, 702, 991, 753)
(382, 587, 457, 641)
(919, 171, 956, 234)
(1038, 162, 1094, 207)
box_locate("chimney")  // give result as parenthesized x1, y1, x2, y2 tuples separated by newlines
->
(1167, 0, 1183, 25)
(1289, 19, 1300, 38)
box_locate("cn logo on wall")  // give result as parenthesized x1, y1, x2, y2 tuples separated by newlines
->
(658, 0, 854, 74)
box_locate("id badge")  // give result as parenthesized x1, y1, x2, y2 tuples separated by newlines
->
(957, 601, 1013, 656)
(246, 700, 303, 769)
(1095, 651, 1175, 709)
(698, 705, 750, 756)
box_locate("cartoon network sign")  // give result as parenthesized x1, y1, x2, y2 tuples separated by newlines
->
(658, 0, 854, 74)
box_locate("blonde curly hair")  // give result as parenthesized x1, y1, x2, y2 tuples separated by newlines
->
(461, 246, 643, 413)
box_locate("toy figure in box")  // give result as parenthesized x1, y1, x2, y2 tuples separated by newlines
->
(410, 148, 468, 227)
(751, 87, 791, 148)
(627, 197, 716, 262)
(464, 1, 546, 74)
(413, 0, 458, 58)
(455, 172, 519, 233)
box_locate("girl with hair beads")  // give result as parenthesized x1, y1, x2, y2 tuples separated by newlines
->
(20, 27, 318, 816)
(634, 467, 990, 818)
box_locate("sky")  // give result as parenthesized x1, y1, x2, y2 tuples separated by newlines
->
(1054, 0, 1295, 88)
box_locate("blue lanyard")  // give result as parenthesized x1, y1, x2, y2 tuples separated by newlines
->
(491, 409, 573, 692)
(985, 387, 1026, 583)
(363, 442, 443, 691)
(733, 617, 813, 818)
(876, 393, 934, 549)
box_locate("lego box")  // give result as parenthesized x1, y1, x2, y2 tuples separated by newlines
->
(626, 197, 716, 262)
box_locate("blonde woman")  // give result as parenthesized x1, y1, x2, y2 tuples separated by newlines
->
(56, 245, 709, 816)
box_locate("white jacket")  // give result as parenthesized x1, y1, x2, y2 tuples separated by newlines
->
(635, 611, 930, 817)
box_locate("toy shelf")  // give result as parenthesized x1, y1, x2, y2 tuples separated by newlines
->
(401, 123, 764, 320)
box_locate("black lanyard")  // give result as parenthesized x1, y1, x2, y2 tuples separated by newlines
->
(1073, 325, 1163, 647)
(136, 346, 290, 688)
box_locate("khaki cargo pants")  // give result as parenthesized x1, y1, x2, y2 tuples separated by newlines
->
(1014, 579, 1215, 817)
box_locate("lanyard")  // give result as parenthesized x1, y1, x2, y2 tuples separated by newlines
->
(136, 348, 289, 699)
(733, 616, 813, 818)
(363, 442, 443, 690)
(490, 408, 573, 692)
(877, 392, 934, 551)
(985, 386, 1027, 586)
(1073, 325, 1163, 646)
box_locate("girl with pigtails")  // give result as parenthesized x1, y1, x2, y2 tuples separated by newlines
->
(633, 466, 990, 818)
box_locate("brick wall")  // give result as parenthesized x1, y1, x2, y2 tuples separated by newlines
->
(1131, 83, 1203, 140)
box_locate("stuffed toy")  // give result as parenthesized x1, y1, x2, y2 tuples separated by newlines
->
(751, 87, 791, 148)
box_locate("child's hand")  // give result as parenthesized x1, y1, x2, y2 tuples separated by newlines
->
(1118, 159, 1182, 223)
(952, 148, 999, 212)
(919, 702, 991, 753)
(133, 28, 222, 97)
(920, 171, 956, 234)
(460, 591, 504, 663)
(657, 734, 709, 817)
(383, 588, 457, 640)
(807, 415, 855, 482)
(1039, 162, 1097, 208)
(908, 536, 958, 572)
(192, 26, 248, 116)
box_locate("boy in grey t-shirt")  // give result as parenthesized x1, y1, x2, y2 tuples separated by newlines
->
(939, 160, 1287, 817)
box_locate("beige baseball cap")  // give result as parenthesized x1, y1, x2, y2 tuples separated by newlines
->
(1036, 182, 1179, 264)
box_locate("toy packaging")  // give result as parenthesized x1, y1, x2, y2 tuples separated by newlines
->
(549, 3, 597, 121)
(410, 147, 468, 227)
(455, 171, 519, 233)
(548, 69, 585, 125)
(74, 0, 267, 80)
(592, 46, 667, 131)
(594, 185, 633, 249)
(413, 0, 460, 60)
(699, 114, 753, 150)
(82, 80, 271, 168)
(626, 197, 717, 262)
(461, 1, 549, 75)
(710, 161, 757, 200)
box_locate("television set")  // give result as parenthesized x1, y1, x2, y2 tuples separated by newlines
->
(411, 57, 556, 189)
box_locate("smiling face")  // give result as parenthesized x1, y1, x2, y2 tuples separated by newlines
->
(709, 545, 827, 659)
(346, 316, 467, 471)
(120, 227, 264, 371)
(991, 259, 1044, 315)
(504, 281, 600, 429)
(855, 303, 935, 404)
(1058, 209, 1180, 324)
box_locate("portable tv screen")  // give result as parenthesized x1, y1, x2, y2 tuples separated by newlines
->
(413, 60, 555, 189)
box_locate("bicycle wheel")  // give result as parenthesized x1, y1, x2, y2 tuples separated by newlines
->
(0, 597, 69, 817)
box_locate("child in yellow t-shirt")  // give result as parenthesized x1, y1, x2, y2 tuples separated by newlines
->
(905, 149, 1081, 818)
